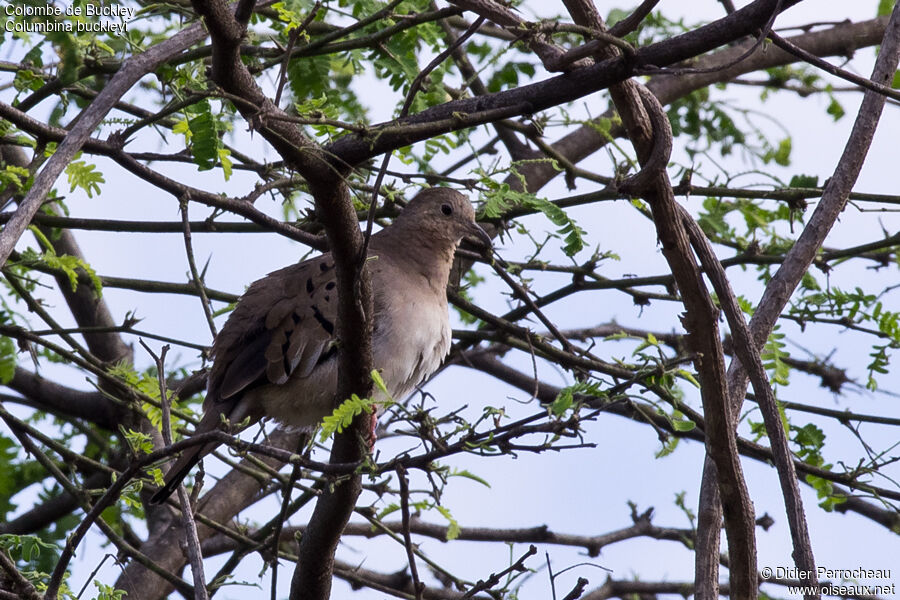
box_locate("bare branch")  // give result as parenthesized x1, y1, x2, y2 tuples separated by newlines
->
(142, 341, 209, 600)
(698, 4, 900, 594)
(0, 23, 207, 267)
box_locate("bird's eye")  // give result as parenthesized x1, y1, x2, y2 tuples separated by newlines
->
(441, 203, 453, 216)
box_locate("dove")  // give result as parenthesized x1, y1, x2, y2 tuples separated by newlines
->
(150, 188, 490, 503)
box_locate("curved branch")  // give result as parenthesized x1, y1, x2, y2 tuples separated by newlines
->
(513, 15, 890, 195)
(698, 4, 900, 596)
(187, 3, 373, 600)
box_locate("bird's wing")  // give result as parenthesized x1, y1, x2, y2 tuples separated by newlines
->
(206, 255, 338, 409)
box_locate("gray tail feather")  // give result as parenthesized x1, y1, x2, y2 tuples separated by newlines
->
(149, 443, 210, 505)
(149, 408, 226, 505)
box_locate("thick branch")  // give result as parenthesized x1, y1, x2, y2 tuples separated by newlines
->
(326, 0, 799, 167)
(558, 0, 757, 590)
(697, 4, 900, 596)
(187, 3, 373, 599)
(512, 15, 890, 195)
(681, 205, 818, 595)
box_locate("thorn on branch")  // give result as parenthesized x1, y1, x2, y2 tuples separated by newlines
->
(462, 544, 537, 598)
(756, 512, 775, 531)
(560, 576, 590, 600)
(629, 502, 654, 525)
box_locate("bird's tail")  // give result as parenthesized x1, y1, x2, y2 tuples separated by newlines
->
(149, 443, 209, 504)
(149, 409, 223, 505)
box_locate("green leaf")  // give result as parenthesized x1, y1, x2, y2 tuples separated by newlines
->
(793, 423, 825, 451)
(0, 533, 59, 561)
(434, 505, 460, 541)
(655, 436, 679, 458)
(218, 148, 233, 180)
(671, 417, 696, 432)
(676, 369, 700, 388)
(376, 503, 401, 521)
(272, 1, 312, 36)
(761, 328, 790, 386)
(550, 387, 573, 416)
(173, 118, 190, 139)
(0, 165, 31, 193)
(371, 369, 389, 396)
(94, 581, 128, 600)
(479, 178, 586, 257)
(121, 428, 154, 455)
(65, 160, 104, 198)
(805, 474, 847, 511)
(288, 54, 367, 123)
(866, 344, 891, 390)
(487, 61, 537, 93)
(187, 100, 219, 171)
(550, 380, 605, 416)
(13, 69, 44, 93)
(765, 137, 792, 166)
(0, 337, 15, 384)
(528, 196, 586, 257)
(26, 226, 103, 294)
(826, 97, 845, 120)
(449, 469, 491, 488)
(44, 253, 102, 294)
(319, 394, 373, 441)
(788, 174, 818, 188)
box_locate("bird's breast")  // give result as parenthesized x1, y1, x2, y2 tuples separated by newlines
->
(373, 291, 450, 402)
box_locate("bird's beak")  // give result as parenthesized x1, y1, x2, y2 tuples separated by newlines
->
(466, 222, 493, 249)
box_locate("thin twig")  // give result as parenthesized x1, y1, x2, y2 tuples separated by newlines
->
(361, 15, 487, 259)
(461, 544, 537, 598)
(269, 441, 306, 600)
(141, 340, 209, 600)
(487, 257, 582, 358)
(397, 466, 424, 600)
(180, 198, 218, 337)
(607, 0, 661, 37)
(273, 3, 321, 108)
(637, 0, 783, 77)
(767, 30, 900, 101)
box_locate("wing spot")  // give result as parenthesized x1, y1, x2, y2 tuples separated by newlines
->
(325, 281, 336, 291)
(311, 304, 335, 335)
(306, 277, 314, 294)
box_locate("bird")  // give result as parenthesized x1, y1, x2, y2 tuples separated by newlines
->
(150, 187, 491, 504)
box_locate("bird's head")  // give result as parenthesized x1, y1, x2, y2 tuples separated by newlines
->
(394, 187, 492, 251)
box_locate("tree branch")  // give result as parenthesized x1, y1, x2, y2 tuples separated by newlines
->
(0, 23, 208, 268)
(326, 0, 800, 167)
(697, 4, 900, 595)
